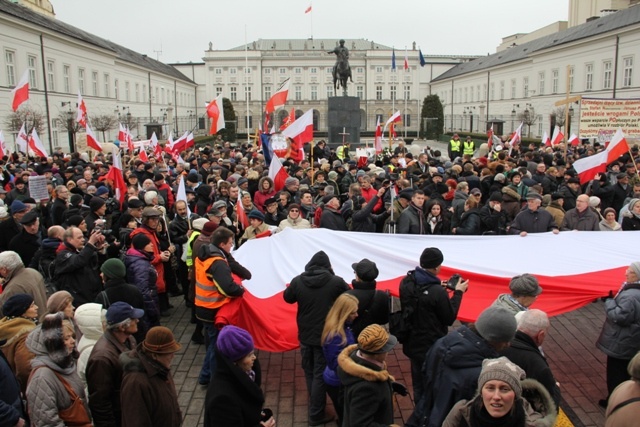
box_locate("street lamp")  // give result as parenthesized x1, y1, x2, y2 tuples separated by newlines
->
(464, 107, 475, 132)
(567, 103, 575, 136)
(61, 101, 75, 153)
(511, 104, 519, 132)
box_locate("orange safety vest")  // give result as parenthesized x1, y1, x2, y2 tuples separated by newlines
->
(195, 255, 231, 309)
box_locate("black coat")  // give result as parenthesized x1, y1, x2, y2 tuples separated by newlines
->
(478, 204, 508, 234)
(283, 251, 349, 346)
(319, 207, 347, 231)
(54, 242, 103, 306)
(346, 280, 390, 338)
(622, 214, 640, 231)
(0, 218, 20, 252)
(50, 198, 68, 226)
(455, 208, 482, 235)
(204, 350, 265, 427)
(8, 230, 41, 268)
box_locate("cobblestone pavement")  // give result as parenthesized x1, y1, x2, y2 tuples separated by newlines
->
(165, 296, 608, 427)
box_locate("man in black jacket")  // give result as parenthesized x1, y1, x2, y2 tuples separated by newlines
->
(399, 247, 468, 404)
(502, 309, 561, 409)
(283, 251, 349, 425)
(346, 258, 389, 337)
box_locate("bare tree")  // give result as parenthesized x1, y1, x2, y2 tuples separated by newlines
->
(550, 107, 566, 129)
(517, 107, 537, 138)
(3, 107, 45, 134)
(90, 114, 119, 140)
(56, 111, 81, 134)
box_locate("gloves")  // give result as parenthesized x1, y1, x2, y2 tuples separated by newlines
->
(391, 381, 408, 396)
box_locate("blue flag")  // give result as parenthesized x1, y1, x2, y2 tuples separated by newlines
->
(261, 133, 273, 166)
(419, 49, 426, 67)
(391, 49, 396, 70)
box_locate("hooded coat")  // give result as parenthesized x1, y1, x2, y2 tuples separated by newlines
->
(0, 316, 37, 394)
(283, 251, 349, 346)
(74, 303, 105, 391)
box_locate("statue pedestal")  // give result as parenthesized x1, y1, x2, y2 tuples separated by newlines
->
(328, 96, 360, 145)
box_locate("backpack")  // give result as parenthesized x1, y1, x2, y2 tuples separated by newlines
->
(388, 272, 423, 344)
(37, 258, 58, 298)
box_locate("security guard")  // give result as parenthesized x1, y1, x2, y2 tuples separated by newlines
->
(462, 136, 475, 157)
(448, 133, 462, 160)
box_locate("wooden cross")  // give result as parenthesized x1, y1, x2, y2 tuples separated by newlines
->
(339, 127, 350, 145)
(554, 65, 582, 159)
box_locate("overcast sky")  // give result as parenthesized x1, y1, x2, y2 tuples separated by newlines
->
(55, 0, 568, 63)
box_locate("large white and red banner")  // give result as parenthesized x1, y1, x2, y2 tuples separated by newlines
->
(579, 97, 640, 138)
(222, 228, 638, 352)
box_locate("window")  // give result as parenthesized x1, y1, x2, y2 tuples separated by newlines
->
(230, 86, 237, 101)
(244, 67, 251, 74)
(142, 84, 146, 102)
(454, 89, 458, 103)
(28, 55, 37, 89)
(92, 72, 98, 96)
(603, 60, 612, 89)
(230, 68, 237, 74)
(263, 68, 271, 74)
(104, 74, 110, 98)
(294, 85, 302, 101)
(5, 50, 15, 86)
(310, 85, 317, 100)
(465, 87, 468, 102)
(279, 68, 286, 74)
(623, 57, 633, 87)
(538, 71, 545, 95)
(569, 66, 574, 92)
(326, 67, 332, 74)
(216, 86, 223, 96)
(215, 68, 222, 74)
(135, 83, 139, 102)
(523, 77, 529, 98)
(47, 60, 55, 91)
(490, 82, 495, 101)
(482, 84, 487, 101)
(161, 87, 165, 104)
(390, 85, 396, 101)
(244, 115, 253, 129)
(511, 79, 516, 99)
(326, 85, 333, 98)
(404, 85, 410, 100)
(375, 66, 383, 73)
(375, 85, 383, 100)
(585, 64, 593, 91)
(294, 67, 301, 74)
(63, 65, 71, 93)
(125, 81, 130, 101)
(78, 68, 85, 95)
(245, 86, 252, 101)
(403, 114, 411, 127)
(477, 85, 481, 102)
(499, 81, 504, 100)
(154, 87, 158, 103)
(310, 67, 316, 74)
(264, 86, 271, 99)
(552, 69, 559, 93)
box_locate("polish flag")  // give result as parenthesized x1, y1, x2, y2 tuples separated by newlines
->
(487, 128, 494, 149)
(604, 128, 629, 161)
(164, 133, 174, 153)
(374, 117, 383, 154)
(573, 128, 629, 184)
(236, 200, 249, 229)
(126, 127, 134, 153)
(219, 228, 638, 352)
(384, 110, 402, 128)
(206, 95, 225, 135)
(11, 70, 29, 112)
(28, 129, 48, 158)
(138, 147, 149, 162)
(568, 134, 579, 147)
(268, 154, 289, 192)
(282, 109, 313, 162)
(0, 131, 8, 158)
(550, 125, 564, 146)
(265, 78, 290, 115)
(176, 173, 191, 216)
(117, 123, 126, 144)
(279, 108, 295, 131)
(76, 92, 87, 127)
(170, 131, 189, 153)
(16, 123, 28, 153)
(404, 49, 409, 71)
(105, 147, 127, 208)
(85, 124, 102, 151)
(508, 122, 523, 155)
(150, 132, 163, 160)
(542, 131, 551, 147)
(305, 4, 312, 13)
(186, 132, 194, 149)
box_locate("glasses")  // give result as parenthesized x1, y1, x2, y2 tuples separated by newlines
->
(290, 209, 299, 212)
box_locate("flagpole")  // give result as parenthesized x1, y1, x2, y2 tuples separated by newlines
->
(310, 1, 313, 39)
(245, 25, 250, 145)
(629, 146, 640, 175)
(310, 142, 314, 185)
(418, 46, 422, 140)
(404, 47, 408, 140)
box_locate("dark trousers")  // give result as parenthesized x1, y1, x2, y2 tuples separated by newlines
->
(607, 355, 631, 396)
(326, 384, 344, 426)
(410, 356, 425, 405)
(300, 344, 327, 421)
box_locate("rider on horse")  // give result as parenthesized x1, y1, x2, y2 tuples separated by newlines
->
(328, 39, 352, 91)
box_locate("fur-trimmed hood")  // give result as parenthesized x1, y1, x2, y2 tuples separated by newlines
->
(0, 317, 37, 347)
(501, 185, 521, 201)
(337, 344, 395, 384)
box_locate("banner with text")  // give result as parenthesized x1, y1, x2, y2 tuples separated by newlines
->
(579, 97, 640, 139)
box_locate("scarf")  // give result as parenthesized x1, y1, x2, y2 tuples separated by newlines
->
(469, 396, 526, 427)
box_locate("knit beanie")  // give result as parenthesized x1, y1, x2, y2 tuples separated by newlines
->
(630, 261, 640, 278)
(89, 197, 106, 212)
(217, 325, 254, 362)
(201, 221, 218, 236)
(419, 247, 444, 269)
(478, 357, 526, 399)
(100, 258, 127, 279)
(2, 293, 34, 318)
(47, 291, 73, 314)
(475, 307, 517, 344)
(132, 233, 152, 251)
(66, 215, 84, 227)
(41, 312, 77, 367)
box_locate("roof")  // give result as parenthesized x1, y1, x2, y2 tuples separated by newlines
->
(433, 5, 640, 82)
(0, 0, 193, 84)
(228, 38, 393, 51)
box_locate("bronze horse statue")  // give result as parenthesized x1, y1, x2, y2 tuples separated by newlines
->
(332, 61, 352, 95)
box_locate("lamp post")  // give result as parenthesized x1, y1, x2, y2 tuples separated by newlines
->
(511, 104, 519, 133)
(61, 101, 75, 153)
(567, 104, 574, 137)
(464, 106, 476, 132)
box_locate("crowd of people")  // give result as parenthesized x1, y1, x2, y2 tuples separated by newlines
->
(0, 133, 638, 426)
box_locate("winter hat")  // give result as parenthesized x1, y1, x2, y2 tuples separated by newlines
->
(509, 273, 542, 297)
(143, 326, 181, 354)
(41, 312, 76, 367)
(89, 197, 106, 212)
(192, 218, 208, 231)
(475, 307, 517, 343)
(201, 221, 218, 236)
(46, 291, 73, 315)
(0, 206, 8, 220)
(628, 198, 640, 212)
(67, 215, 84, 227)
(217, 325, 255, 362)
(398, 189, 413, 201)
(132, 233, 152, 251)
(494, 173, 506, 183)
(630, 261, 640, 278)
(489, 192, 503, 203)
(352, 258, 379, 282)
(284, 177, 298, 187)
(69, 194, 84, 206)
(10, 200, 28, 215)
(187, 171, 199, 184)
(2, 293, 34, 318)
(212, 200, 227, 210)
(100, 258, 127, 279)
(95, 186, 109, 197)
(420, 247, 444, 269)
(106, 302, 144, 325)
(478, 357, 526, 399)
(248, 209, 264, 221)
(357, 324, 397, 354)
(603, 207, 617, 218)
(589, 196, 601, 208)
(328, 171, 338, 180)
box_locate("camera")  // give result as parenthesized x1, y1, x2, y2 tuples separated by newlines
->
(389, 173, 399, 181)
(94, 221, 113, 237)
(446, 274, 463, 290)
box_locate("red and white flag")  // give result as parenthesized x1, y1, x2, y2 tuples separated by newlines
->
(186, 132, 194, 149)
(236, 200, 249, 229)
(106, 147, 127, 208)
(550, 125, 564, 146)
(126, 127, 134, 153)
(568, 133, 579, 147)
(28, 128, 48, 158)
(170, 131, 189, 154)
(164, 133, 174, 153)
(304, 4, 312, 13)
(85, 124, 102, 151)
(384, 110, 402, 128)
(11, 70, 29, 112)
(573, 128, 629, 184)
(487, 128, 494, 149)
(150, 132, 163, 160)
(0, 131, 8, 158)
(176, 173, 191, 216)
(138, 147, 149, 162)
(118, 123, 126, 144)
(403, 49, 409, 71)
(206, 95, 225, 135)
(282, 109, 313, 162)
(541, 131, 551, 147)
(268, 154, 289, 192)
(265, 78, 290, 115)
(374, 117, 383, 154)
(508, 122, 523, 155)
(279, 108, 295, 131)
(16, 123, 28, 153)
(76, 91, 87, 127)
